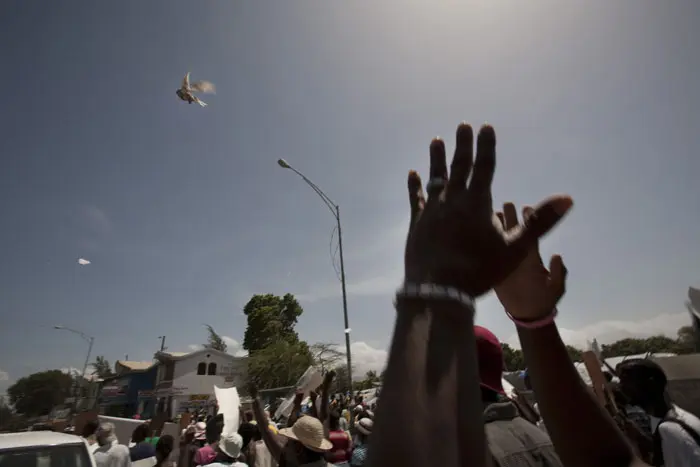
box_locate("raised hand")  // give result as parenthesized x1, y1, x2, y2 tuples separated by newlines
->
(405, 123, 573, 297)
(494, 203, 568, 320)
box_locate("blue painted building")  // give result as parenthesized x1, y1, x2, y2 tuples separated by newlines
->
(98, 360, 158, 418)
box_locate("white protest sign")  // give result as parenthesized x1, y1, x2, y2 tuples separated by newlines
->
(273, 366, 322, 420)
(214, 385, 241, 435)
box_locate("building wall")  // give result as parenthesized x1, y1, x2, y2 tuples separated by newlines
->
(173, 352, 246, 392)
(155, 350, 247, 418)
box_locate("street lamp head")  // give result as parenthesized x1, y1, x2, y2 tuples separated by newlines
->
(277, 159, 291, 169)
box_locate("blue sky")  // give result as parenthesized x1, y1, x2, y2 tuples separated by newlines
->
(1, 0, 699, 392)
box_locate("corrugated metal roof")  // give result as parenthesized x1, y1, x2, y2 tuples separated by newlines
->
(653, 354, 700, 381)
(115, 360, 154, 371)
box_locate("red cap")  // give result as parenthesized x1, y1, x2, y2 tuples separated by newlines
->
(474, 326, 505, 395)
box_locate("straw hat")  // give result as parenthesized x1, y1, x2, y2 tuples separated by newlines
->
(218, 432, 243, 459)
(279, 416, 333, 452)
(356, 418, 373, 436)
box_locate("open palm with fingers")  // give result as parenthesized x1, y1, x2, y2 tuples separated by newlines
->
(405, 123, 573, 297)
(493, 203, 568, 320)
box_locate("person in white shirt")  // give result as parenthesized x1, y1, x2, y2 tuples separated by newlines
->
(81, 420, 100, 455)
(617, 358, 700, 467)
(94, 422, 132, 467)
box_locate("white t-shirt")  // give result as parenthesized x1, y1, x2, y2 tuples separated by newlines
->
(651, 405, 700, 467)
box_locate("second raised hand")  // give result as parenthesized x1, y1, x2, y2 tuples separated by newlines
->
(405, 123, 573, 297)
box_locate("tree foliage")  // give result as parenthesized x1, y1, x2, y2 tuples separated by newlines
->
(354, 370, 380, 391)
(243, 294, 304, 353)
(91, 356, 114, 378)
(243, 293, 312, 391)
(310, 342, 345, 373)
(501, 343, 525, 371)
(246, 340, 314, 392)
(204, 324, 228, 352)
(7, 370, 73, 417)
(330, 364, 355, 393)
(500, 326, 696, 372)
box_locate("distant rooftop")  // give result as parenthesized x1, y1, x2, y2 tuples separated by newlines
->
(115, 360, 154, 372)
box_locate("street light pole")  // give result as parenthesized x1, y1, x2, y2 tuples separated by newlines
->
(277, 159, 353, 391)
(54, 326, 94, 416)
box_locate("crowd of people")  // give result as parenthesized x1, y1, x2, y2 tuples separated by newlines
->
(79, 123, 700, 467)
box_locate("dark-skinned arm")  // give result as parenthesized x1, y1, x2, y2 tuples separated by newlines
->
(251, 390, 285, 462)
(286, 392, 304, 427)
(309, 391, 319, 419)
(367, 300, 490, 467)
(518, 323, 647, 467)
(319, 371, 334, 423)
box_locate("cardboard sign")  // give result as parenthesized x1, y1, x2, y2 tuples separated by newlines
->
(214, 386, 240, 435)
(582, 351, 618, 415)
(274, 366, 322, 420)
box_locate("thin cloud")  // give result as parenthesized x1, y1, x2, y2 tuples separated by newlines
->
(60, 367, 97, 380)
(188, 337, 248, 357)
(505, 312, 690, 350)
(83, 206, 112, 235)
(296, 219, 406, 303)
(342, 312, 692, 378)
(296, 267, 402, 303)
(0, 370, 9, 382)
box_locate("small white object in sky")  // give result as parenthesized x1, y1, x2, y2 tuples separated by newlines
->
(176, 72, 216, 108)
(77, 258, 91, 265)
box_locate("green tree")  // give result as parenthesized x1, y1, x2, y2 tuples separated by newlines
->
(7, 370, 73, 417)
(676, 325, 696, 354)
(566, 345, 583, 362)
(246, 339, 314, 392)
(310, 342, 345, 373)
(204, 324, 228, 352)
(331, 364, 355, 393)
(501, 343, 525, 371)
(243, 294, 304, 353)
(91, 356, 114, 378)
(355, 370, 380, 391)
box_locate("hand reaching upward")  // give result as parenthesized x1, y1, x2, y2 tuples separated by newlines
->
(405, 123, 573, 297)
(494, 203, 568, 321)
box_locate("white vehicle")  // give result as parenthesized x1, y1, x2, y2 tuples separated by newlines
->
(0, 431, 95, 467)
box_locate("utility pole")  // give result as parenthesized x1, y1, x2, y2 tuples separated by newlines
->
(159, 336, 166, 352)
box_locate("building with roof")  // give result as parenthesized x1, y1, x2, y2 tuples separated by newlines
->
(153, 348, 247, 419)
(97, 360, 158, 419)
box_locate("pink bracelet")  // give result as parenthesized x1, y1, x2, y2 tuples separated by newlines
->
(506, 308, 558, 329)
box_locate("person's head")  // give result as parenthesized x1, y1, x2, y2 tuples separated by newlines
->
(96, 422, 117, 446)
(217, 432, 244, 462)
(131, 423, 150, 444)
(155, 435, 174, 462)
(205, 413, 225, 444)
(81, 420, 99, 439)
(244, 411, 254, 423)
(279, 415, 333, 464)
(328, 409, 341, 431)
(608, 382, 630, 410)
(355, 417, 373, 444)
(474, 326, 505, 402)
(617, 359, 668, 410)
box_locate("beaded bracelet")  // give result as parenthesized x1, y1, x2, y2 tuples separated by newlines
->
(506, 308, 558, 329)
(395, 282, 475, 310)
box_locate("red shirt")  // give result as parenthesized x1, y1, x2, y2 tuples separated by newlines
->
(327, 429, 353, 463)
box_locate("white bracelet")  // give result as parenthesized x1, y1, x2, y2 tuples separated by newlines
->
(395, 282, 475, 310)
